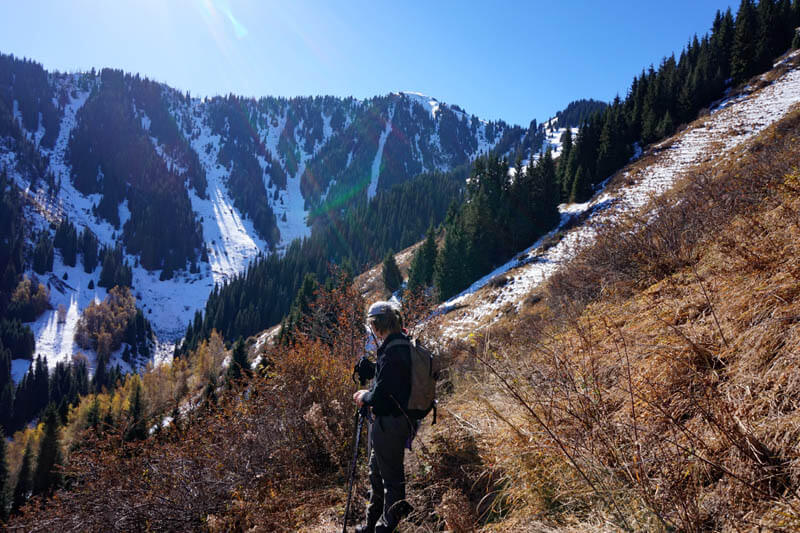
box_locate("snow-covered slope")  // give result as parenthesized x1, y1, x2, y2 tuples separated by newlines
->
(437, 52, 800, 340)
(2, 70, 532, 379)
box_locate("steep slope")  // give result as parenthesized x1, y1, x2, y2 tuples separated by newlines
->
(0, 55, 535, 375)
(435, 50, 800, 340)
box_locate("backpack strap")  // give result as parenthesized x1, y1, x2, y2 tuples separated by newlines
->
(383, 337, 411, 352)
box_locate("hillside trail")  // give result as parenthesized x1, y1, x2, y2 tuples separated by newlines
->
(434, 49, 800, 342)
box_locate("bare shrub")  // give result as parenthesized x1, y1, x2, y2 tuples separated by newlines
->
(470, 108, 800, 531)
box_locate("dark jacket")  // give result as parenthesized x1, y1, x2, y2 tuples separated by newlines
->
(362, 332, 411, 416)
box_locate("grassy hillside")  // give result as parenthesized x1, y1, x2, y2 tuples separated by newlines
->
(417, 105, 800, 531)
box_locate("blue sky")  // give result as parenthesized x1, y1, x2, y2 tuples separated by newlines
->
(0, 0, 736, 126)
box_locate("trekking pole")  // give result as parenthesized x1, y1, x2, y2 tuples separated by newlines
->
(343, 405, 368, 533)
(343, 348, 374, 532)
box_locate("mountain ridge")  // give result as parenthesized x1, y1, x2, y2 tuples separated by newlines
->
(0, 53, 550, 376)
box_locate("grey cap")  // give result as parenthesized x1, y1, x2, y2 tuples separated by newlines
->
(367, 300, 400, 318)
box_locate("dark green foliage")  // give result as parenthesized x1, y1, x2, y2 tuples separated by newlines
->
(53, 218, 79, 268)
(0, 383, 13, 436)
(0, 428, 8, 521)
(124, 379, 146, 441)
(98, 245, 132, 289)
(207, 96, 280, 245)
(67, 68, 202, 272)
(0, 54, 62, 149)
(12, 440, 32, 513)
(0, 171, 26, 313)
(6, 356, 90, 435)
(278, 273, 319, 344)
(571, 165, 593, 203)
(31, 231, 54, 275)
(433, 225, 470, 301)
(124, 308, 153, 361)
(0, 342, 10, 393)
(407, 226, 437, 294)
(755, 0, 782, 72)
(555, 99, 608, 128)
(226, 337, 250, 382)
(180, 166, 466, 352)
(434, 152, 561, 301)
(794, 31, 800, 49)
(33, 405, 63, 495)
(79, 229, 99, 273)
(382, 250, 403, 294)
(732, 0, 759, 82)
(559, 0, 797, 208)
(0, 319, 34, 360)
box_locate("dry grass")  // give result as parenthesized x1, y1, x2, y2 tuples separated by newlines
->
(440, 106, 800, 531)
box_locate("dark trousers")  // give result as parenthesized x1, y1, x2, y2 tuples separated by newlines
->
(365, 415, 412, 532)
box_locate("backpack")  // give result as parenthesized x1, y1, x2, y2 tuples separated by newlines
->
(385, 336, 441, 423)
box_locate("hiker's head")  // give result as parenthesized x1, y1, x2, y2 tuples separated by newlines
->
(367, 300, 403, 339)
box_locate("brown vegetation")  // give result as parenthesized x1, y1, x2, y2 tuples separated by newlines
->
(74, 286, 136, 358)
(9, 276, 50, 322)
(437, 107, 800, 530)
(8, 276, 368, 531)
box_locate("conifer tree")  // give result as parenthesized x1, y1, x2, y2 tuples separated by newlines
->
(434, 226, 467, 301)
(33, 405, 63, 495)
(124, 378, 146, 441)
(0, 383, 13, 435)
(86, 395, 100, 431)
(755, 0, 781, 71)
(0, 343, 9, 390)
(381, 250, 403, 294)
(731, 0, 759, 83)
(406, 226, 437, 294)
(557, 128, 574, 198)
(32, 232, 54, 275)
(226, 337, 250, 382)
(12, 440, 33, 512)
(570, 165, 593, 203)
(0, 428, 8, 522)
(80, 230, 98, 273)
(536, 149, 560, 230)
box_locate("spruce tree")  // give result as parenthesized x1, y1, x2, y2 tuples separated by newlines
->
(556, 128, 573, 201)
(0, 383, 13, 435)
(537, 149, 561, 230)
(12, 440, 33, 512)
(33, 405, 63, 495)
(731, 0, 758, 83)
(0, 343, 10, 390)
(0, 429, 8, 522)
(226, 337, 250, 382)
(124, 378, 146, 441)
(381, 250, 403, 294)
(570, 165, 593, 203)
(434, 226, 467, 301)
(755, 0, 781, 71)
(406, 226, 437, 294)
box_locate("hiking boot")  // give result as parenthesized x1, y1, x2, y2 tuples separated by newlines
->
(354, 525, 375, 533)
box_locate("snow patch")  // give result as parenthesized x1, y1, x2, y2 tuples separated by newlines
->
(368, 108, 394, 199)
(440, 64, 800, 340)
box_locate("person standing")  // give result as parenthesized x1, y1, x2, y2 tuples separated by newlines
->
(352, 301, 414, 533)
